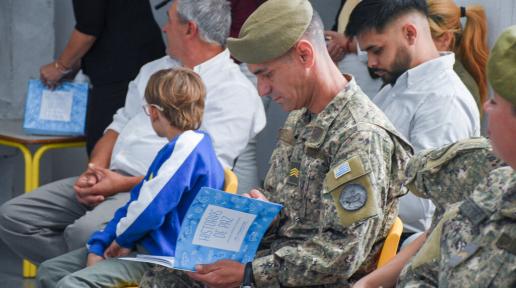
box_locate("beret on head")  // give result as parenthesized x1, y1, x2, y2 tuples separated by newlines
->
(487, 25, 516, 106)
(227, 0, 313, 64)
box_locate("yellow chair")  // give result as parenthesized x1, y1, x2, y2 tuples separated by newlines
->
(223, 168, 238, 194)
(377, 217, 403, 268)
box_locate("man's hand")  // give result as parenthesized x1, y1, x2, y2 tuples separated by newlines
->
(324, 31, 354, 63)
(241, 189, 269, 201)
(104, 241, 131, 259)
(40, 62, 65, 89)
(74, 164, 104, 206)
(74, 163, 134, 206)
(187, 260, 245, 288)
(86, 252, 104, 267)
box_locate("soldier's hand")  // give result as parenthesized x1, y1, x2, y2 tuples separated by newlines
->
(186, 259, 244, 288)
(242, 189, 269, 202)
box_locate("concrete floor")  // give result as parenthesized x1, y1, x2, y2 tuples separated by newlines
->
(0, 239, 35, 288)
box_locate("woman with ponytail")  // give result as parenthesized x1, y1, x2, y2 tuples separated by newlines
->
(428, 0, 489, 114)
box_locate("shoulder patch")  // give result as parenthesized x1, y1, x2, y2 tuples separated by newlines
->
(333, 161, 351, 179)
(339, 183, 368, 211)
(324, 155, 369, 193)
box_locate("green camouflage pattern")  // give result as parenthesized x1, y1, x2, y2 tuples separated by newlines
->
(404, 137, 506, 230)
(138, 77, 412, 288)
(399, 167, 516, 288)
(251, 77, 412, 287)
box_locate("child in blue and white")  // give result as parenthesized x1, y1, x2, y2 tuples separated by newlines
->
(36, 68, 225, 288)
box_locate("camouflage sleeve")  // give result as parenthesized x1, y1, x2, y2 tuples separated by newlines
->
(252, 129, 398, 287)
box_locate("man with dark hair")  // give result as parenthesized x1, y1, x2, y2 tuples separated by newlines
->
(347, 0, 480, 239)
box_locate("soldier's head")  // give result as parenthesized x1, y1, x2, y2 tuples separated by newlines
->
(227, 0, 337, 113)
(483, 25, 516, 169)
(163, 0, 230, 67)
(346, 0, 436, 85)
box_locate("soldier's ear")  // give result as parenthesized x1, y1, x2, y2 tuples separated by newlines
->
(294, 40, 315, 67)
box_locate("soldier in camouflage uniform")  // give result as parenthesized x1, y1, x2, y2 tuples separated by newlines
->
(397, 25, 516, 287)
(404, 137, 506, 230)
(139, 0, 412, 287)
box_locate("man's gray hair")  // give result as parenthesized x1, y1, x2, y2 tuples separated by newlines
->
(177, 0, 231, 46)
(302, 10, 326, 50)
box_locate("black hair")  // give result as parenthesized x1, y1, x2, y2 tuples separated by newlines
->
(345, 0, 429, 37)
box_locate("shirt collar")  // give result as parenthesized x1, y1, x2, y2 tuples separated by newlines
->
(404, 52, 456, 88)
(192, 49, 231, 75)
(303, 75, 359, 149)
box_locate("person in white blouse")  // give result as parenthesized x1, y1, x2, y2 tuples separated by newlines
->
(346, 0, 480, 241)
(0, 0, 265, 265)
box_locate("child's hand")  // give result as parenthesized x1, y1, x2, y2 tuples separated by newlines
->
(104, 241, 131, 259)
(86, 253, 104, 267)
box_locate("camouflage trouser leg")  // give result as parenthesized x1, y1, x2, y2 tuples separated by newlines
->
(139, 265, 205, 288)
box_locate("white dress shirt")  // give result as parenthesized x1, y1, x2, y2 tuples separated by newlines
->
(372, 52, 480, 233)
(107, 50, 266, 189)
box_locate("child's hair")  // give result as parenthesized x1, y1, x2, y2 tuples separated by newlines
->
(427, 0, 489, 107)
(144, 68, 206, 131)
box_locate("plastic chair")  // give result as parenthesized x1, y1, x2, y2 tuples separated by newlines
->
(124, 168, 238, 288)
(377, 217, 403, 268)
(223, 168, 238, 194)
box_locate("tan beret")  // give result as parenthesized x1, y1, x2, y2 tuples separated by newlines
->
(227, 0, 313, 64)
(487, 25, 516, 106)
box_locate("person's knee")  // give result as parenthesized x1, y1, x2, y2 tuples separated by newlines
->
(55, 274, 88, 288)
(0, 200, 22, 237)
(37, 259, 64, 288)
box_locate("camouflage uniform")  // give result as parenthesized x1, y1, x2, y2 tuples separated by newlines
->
(138, 77, 412, 287)
(398, 167, 516, 287)
(404, 137, 506, 230)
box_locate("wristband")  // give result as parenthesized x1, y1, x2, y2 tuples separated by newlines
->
(241, 262, 255, 288)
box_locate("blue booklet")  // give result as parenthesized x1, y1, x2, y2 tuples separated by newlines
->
(121, 187, 283, 271)
(23, 79, 88, 136)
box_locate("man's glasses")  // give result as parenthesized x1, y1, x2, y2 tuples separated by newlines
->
(142, 103, 164, 116)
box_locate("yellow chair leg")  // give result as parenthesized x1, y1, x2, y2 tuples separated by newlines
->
(22, 142, 85, 278)
(23, 260, 37, 278)
(0, 140, 85, 278)
(0, 140, 38, 277)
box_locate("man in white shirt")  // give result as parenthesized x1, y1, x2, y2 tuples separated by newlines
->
(0, 0, 265, 264)
(346, 0, 480, 238)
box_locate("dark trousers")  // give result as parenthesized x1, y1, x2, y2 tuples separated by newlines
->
(85, 81, 129, 155)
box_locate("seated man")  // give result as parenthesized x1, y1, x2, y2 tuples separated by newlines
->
(0, 0, 265, 265)
(398, 24, 516, 288)
(37, 68, 226, 288)
(354, 25, 516, 288)
(139, 0, 412, 287)
(346, 0, 481, 238)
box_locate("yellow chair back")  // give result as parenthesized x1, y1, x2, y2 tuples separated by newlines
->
(223, 168, 238, 194)
(377, 217, 403, 268)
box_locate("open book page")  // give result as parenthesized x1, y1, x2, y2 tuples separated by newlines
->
(120, 255, 175, 269)
(120, 187, 282, 271)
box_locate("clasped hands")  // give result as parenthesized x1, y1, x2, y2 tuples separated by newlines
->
(74, 163, 128, 206)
